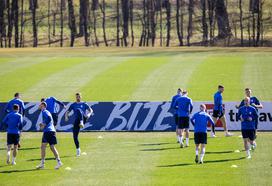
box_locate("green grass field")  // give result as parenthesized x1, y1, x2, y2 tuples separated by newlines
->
(0, 48, 272, 185)
(0, 48, 271, 102)
(0, 132, 271, 186)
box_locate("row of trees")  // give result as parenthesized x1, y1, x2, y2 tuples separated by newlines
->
(0, 0, 270, 48)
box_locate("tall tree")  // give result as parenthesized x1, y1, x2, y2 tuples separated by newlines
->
(12, 0, 19, 47)
(239, 0, 243, 46)
(116, 0, 120, 46)
(60, 0, 65, 47)
(150, 0, 156, 47)
(92, 0, 99, 46)
(67, 0, 77, 47)
(129, 0, 134, 47)
(30, 0, 38, 47)
(207, 0, 215, 44)
(47, 0, 51, 46)
(100, 0, 108, 46)
(0, 0, 6, 47)
(201, 0, 208, 45)
(176, 0, 183, 46)
(215, 0, 231, 39)
(187, 0, 193, 46)
(121, 0, 129, 47)
(165, 0, 171, 47)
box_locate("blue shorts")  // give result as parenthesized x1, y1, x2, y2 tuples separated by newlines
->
(7, 133, 20, 145)
(42, 132, 57, 145)
(178, 117, 190, 129)
(242, 130, 256, 141)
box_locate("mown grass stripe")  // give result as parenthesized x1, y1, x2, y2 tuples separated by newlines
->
(23, 57, 128, 101)
(187, 54, 246, 101)
(80, 57, 168, 101)
(0, 57, 92, 101)
(130, 54, 208, 101)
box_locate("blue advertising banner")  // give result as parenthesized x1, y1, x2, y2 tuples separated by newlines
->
(0, 102, 176, 132)
(1, 102, 271, 131)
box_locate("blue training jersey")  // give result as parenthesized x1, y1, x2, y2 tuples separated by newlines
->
(42, 110, 56, 132)
(45, 97, 65, 114)
(238, 96, 260, 111)
(191, 111, 215, 133)
(238, 105, 258, 130)
(5, 98, 25, 115)
(213, 91, 223, 111)
(2, 111, 23, 134)
(174, 96, 193, 117)
(170, 94, 181, 115)
(68, 102, 91, 116)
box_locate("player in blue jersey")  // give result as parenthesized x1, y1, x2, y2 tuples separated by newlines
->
(174, 90, 193, 148)
(5, 93, 25, 116)
(5, 92, 25, 148)
(170, 88, 182, 143)
(191, 104, 215, 164)
(36, 102, 63, 170)
(237, 97, 258, 159)
(65, 93, 93, 156)
(41, 97, 66, 126)
(211, 85, 232, 137)
(2, 104, 23, 165)
(236, 88, 263, 134)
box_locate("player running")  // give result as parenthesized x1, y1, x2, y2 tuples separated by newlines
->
(65, 93, 93, 157)
(191, 104, 215, 164)
(174, 90, 193, 148)
(5, 92, 25, 148)
(170, 88, 182, 143)
(36, 102, 63, 170)
(237, 97, 258, 159)
(41, 97, 66, 126)
(211, 85, 232, 137)
(2, 104, 23, 165)
(236, 88, 263, 135)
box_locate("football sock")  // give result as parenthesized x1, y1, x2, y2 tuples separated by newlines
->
(186, 138, 189, 145)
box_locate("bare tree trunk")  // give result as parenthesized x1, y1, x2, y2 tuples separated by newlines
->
(159, 0, 162, 46)
(256, 0, 262, 46)
(47, 0, 51, 46)
(176, 0, 182, 46)
(116, 0, 120, 46)
(129, 0, 134, 47)
(92, 4, 98, 46)
(239, 0, 243, 46)
(165, 0, 171, 47)
(208, 0, 215, 45)
(150, 0, 156, 47)
(121, 0, 129, 47)
(100, 0, 108, 46)
(30, 0, 38, 47)
(60, 0, 64, 47)
(68, 0, 76, 47)
(215, 0, 232, 39)
(12, 0, 19, 48)
(139, 0, 146, 47)
(201, 0, 208, 46)
(0, 0, 6, 47)
(7, 0, 13, 47)
(187, 0, 193, 46)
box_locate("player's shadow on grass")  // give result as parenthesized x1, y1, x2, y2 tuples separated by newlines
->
(0, 168, 38, 174)
(205, 150, 234, 154)
(19, 147, 40, 151)
(139, 143, 172, 146)
(27, 155, 72, 162)
(140, 147, 180, 151)
(158, 157, 246, 167)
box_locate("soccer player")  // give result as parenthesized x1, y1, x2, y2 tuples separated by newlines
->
(236, 88, 263, 132)
(5, 92, 25, 148)
(211, 85, 232, 137)
(170, 88, 182, 143)
(2, 104, 23, 165)
(65, 93, 93, 157)
(36, 102, 63, 169)
(174, 90, 193, 148)
(237, 97, 258, 159)
(191, 104, 215, 164)
(5, 92, 25, 116)
(41, 97, 66, 126)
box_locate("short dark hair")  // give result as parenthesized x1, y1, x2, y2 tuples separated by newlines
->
(41, 98, 45, 102)
(76, 93, 81, 96)
(13, 104, 19, 111)
(41, 101, 47, 108)
(245, 88, 251, 91)
(218, 85, 224, 89)
(14, 92, 20, 97)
